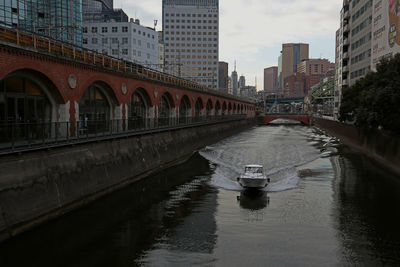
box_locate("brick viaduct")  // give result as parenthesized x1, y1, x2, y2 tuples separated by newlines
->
(0, 43, 255, 130)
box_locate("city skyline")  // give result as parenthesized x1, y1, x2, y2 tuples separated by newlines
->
(114, 0, 342, 89)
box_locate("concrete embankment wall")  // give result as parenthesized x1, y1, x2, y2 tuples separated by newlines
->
(314, 118, 400, 176)
(0, 119, 255, 242)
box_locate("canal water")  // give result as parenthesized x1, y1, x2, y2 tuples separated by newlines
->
(1, 123, 400, 266)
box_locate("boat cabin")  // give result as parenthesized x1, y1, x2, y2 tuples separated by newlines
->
(244, 165, 263, 174)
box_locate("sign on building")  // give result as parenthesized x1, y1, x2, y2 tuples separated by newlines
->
(371, 0, 400, 71)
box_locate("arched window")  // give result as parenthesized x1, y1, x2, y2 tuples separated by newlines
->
(215, 101, 221, 116)
(194, 98, 203, 121)
(222, 102, 227, 116)
(206, 100, 212, 118)
(0, 76, 52, 143)
(158, 93, 171, 127)
(129, 89, 149, 130)
(179, 96, 190, 124)
(1, 77, 51, 124)
(79, 84, 110, 133)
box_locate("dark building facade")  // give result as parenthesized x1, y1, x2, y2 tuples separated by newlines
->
(218, 62, 228, 92)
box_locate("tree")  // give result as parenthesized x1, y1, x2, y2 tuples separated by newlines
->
(339, 54, 400, 133)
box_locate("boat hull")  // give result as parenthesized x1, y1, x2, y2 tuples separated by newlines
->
(237, 177, 268, 189)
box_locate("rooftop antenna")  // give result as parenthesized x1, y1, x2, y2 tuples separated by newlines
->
(154, 20, 158, 30)
(234, 60, 237, 72)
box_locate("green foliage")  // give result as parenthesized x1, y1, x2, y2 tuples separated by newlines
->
(339, 54, 400, 133)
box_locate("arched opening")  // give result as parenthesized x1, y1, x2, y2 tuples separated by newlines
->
(215, 101, 221, 116)
(179, 95, 191, 124)
(129, 88, 151, 130)
(228, 103, 232, 115)
(158, 92, 174, 127)
(194, 98, 203, 121)
(206, 99, 213, 119)
(222, 102, 227, 116)
(241, 104, 244, 114)
(0, 75, 53, 143)
(233, 104, 237, 115)
(79, 82, 113, 134)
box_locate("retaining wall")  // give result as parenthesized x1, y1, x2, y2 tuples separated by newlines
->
(0, 119, 256, 242)
(314, 118, 400, 176)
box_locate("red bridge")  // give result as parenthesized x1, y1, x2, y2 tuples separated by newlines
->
(261, 114, 311, 125)
(0, 25, 255, 139)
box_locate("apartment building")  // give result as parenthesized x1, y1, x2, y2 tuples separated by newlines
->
(82, 19, 159, 66)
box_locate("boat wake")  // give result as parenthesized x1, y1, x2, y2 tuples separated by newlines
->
(199, 126, 336, 193)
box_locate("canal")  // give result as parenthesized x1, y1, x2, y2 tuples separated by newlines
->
(1, 123, 400, 266)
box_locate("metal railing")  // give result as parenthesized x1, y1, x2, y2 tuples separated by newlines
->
(0, 115, 246, 155)
(0, 24, 252, 104)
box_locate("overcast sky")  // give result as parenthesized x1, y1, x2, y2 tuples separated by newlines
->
(114, 0, 342, 90)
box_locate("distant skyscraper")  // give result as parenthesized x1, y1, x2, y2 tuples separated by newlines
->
(281, 43, 309, 90)
(218, 62, 229, 92)
(0, 0, 83, 46)
(264, 66, 278, 95)
(231, 62, 238, 96)
(162, 0, 219, 88)
(238, 75, 246, 89)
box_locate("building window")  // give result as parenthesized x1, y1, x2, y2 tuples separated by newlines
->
(83, 38, 88, 44)
(122, 37, 128, 44)
(138, 40, 141, 46)
(102, 38, 108, 44)
(83, 27, 87, 33)
(112, 49, 118, 55)
(112, 27, 118, 33)
(138, 51, 141, 56)
(91, 38, 98, 44)
(91, 27, 97, 33)
(122, 49, 128, 55)
(112, 38, 118, 44)
(102, 27, 108, 33)
(122, 26, 128, 32)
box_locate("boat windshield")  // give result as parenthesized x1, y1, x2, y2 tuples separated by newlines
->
(245, 167, 263, 173)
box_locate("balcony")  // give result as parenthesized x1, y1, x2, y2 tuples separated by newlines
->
(343, 24, 350, 33)
(343, 38, 349, 46)
(342, 79, 348, 86)
(342, 66, 349, 73)
(344, 10, 350, 19)
(343, 52, 349, 59)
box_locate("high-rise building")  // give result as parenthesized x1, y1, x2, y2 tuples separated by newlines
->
(82, 0, 128, 22)
(263, 66, 278, 95)
(280, 43, 309, 89)
(278, 53, 283, 92)
(218, 61, 228, 92)
(162, 0, 219, 88)
(0, 0, 83, 46)
(82, 19, 159, 66)
(238, 75, 246, 88)
(231, 68, 238, 96)
(158, 31, 165, 72)
(334, 0, 372, 119)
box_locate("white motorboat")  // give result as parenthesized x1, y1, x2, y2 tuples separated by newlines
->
(237, 165, 270, 189)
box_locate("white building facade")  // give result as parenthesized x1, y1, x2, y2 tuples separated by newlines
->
(162, 0, 219, 89)
(82, 20, 159, 67)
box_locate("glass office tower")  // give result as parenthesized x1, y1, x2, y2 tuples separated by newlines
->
(0, 0, 82, 46)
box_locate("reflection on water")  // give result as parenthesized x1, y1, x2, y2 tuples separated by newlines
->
(237, 189, 270, 211)
(0, 126, 400, 266)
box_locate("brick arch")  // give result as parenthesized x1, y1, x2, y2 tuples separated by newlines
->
(78, 75, 119, 105)
(158, 91, 175, 108)
(1, 68, 65, 104)
(179, 94, 192, 109)
(206, 98, 213, 109)
(130, 87, 153, 108)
